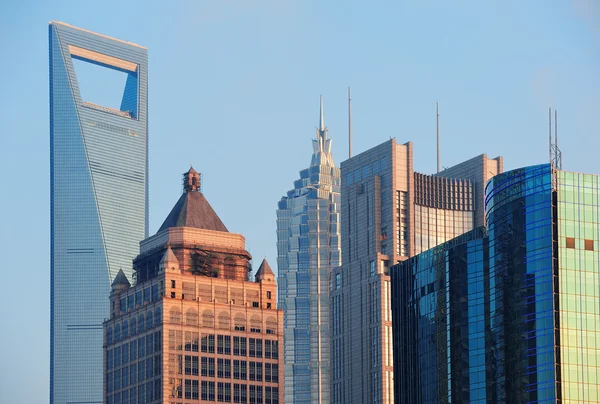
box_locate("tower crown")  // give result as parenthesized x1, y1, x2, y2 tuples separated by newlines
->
(311, 95, 335, 168)
(158, 168, 228, 233)
(183, 166, 201, 192)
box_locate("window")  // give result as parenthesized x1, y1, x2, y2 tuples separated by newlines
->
(218, 358, 231, 378)
(265, 386, 278, 404)
(171, 280, 176, 288)
(271, 340, 278, 359)
(234, 337, 247, 356)
(233, 360, 247, 380)
(147, 311, 153, 329)
(266, 303, 272, 309)
(138, 315, 145, 333)
(218, 335, 231, 355)
(234, 315, 246, 331)
(218, 382, 232, 402)
(234, 383, 247, 403)
(249, 385, 262, 404)
(266, 291, 272, 299)
(185, 379, 199, 399)
(566, 237, 576, 249)
(202, 381, 216, 401)
(185, 355, 198, 375)
(265, 363, 278, 383)
(201, 334, 215, 353)
(369, 260, 376, 277)
(249, 362, 262, 381)
(249, 339, 262, 358)
(201, 357, 215, 377)
(585, 239, 595, 251)
(335, 273, 341, 290)
(252, 302, 259, 308)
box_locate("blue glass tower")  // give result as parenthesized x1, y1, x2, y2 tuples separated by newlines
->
(391, 164, 600, 403)
(277, 97, 341, 403)
(49, 21, 148, 404)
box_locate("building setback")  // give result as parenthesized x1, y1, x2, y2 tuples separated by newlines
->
(277, 97, 341, 403)
(330, 139, 502, 403)
(391, 164, 600, 403)
(104, 169, 283, 403)
(49, 21, 148, 404)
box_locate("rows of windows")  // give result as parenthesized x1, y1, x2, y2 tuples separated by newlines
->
(166, 307, 278, 334)
(107, 308, 162, 344)
(106, 355, 162, 393)
(120, 284, 160, 313)
(169, 354, 278, 382)
(106, 379, 162, 404)
(344, 156, 388, 187)
(170, 380, 279, 403)
(168, 331, 278, 359)
(107, 331, 162, 370)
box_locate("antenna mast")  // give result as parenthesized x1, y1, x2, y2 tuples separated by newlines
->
(437, 102, 440, 173)
(348, 87, 353, 159)
(549, 107, 562, 172)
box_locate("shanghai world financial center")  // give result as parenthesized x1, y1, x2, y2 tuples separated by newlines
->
(50, 22, 148, 404)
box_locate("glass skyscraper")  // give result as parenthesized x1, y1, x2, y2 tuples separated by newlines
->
(49, 21, 148, 404)
(391, 163, 600, 403)
(277, 97, 341, 403)
(330, 138, 501, 404)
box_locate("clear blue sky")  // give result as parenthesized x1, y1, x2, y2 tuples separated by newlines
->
(0, 1, 598, 402)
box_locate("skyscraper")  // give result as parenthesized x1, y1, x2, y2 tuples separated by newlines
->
(277, 97, 341, 403)
(391, 163, 600, 403)
(104, 168, 283, 404)
(49, 21, 148, 404)
(329, 139, 501, 403)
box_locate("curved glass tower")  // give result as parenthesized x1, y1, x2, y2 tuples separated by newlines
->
(277, 97, 341, 403)
(49, 21, 148, 404)
(392, 163, 600, 403)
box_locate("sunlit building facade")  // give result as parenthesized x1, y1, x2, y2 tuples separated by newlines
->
(330, 139, 501, 403)
(391, 164, 600, 403)
(277, 98, 341, 403)
(104, 169, 283, 403)
(49, 21, 148, 404)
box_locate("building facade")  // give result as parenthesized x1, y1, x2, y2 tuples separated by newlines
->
(104, 169, 284, 404)
(330, 139, 501, 403)
(391, 163, 600, 403)
(277, 97, 341, 403)
(50, 21, 148, 404)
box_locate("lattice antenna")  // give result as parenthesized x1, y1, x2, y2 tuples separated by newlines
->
(549, 108, 562, 171)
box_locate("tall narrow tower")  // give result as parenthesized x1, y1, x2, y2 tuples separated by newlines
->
(49, 21, 148, 404)
(277, 96, 341, 403)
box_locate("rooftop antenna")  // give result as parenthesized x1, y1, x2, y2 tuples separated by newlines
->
(549, 107, 562, 172)
(348, 87, 353, 159)
(436, 102, 440, 173)
(549, 107, 552, 167)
